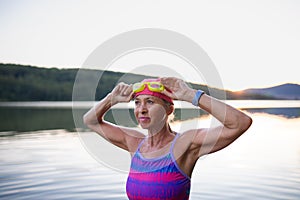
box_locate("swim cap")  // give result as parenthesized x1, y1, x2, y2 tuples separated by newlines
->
(134, 79, 173, 104)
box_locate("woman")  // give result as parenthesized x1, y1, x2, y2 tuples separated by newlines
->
(83, 77, 252, 200)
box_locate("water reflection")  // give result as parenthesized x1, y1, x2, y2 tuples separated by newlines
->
(0, 107, 85, 132)
(0, 106, 299, 132)
(0, 107, 208, 132)
(245, 108, 300, 118)
(190, 113, 300, 199)
(0, 113, 299, 199)
(0, 130, 127, 200)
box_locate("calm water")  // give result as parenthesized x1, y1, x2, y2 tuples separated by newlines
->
(0, 101, 300, 199)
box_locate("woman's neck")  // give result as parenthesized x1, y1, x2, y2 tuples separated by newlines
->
(147, 124, 175, 148)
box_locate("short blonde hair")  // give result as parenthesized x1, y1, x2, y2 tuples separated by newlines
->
(163, 99, 175, 122)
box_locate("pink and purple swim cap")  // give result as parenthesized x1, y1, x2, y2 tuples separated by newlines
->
(134, 79, 173, 104)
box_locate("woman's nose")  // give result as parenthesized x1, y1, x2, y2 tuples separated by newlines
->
(138, 103, 148, 113)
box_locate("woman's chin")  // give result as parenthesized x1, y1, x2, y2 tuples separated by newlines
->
(139, 125, 166, 134)
(139, 123, 150, 129)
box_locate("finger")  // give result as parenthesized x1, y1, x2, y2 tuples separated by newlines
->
(161, 89, 175, 99)
(160, 77, 170, 85)
(113, 84, 121, 94)
(123, 84, 133, 96)
(161, 77, 178, 88)
(118, 84, 131, 95)
(116, 82, 126, 91)
(129, 90, 135, 100)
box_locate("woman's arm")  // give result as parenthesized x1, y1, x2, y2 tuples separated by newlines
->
(160, 77, 252, 157)
(83, 83, 144, 152)
(192, 94, 252, 155)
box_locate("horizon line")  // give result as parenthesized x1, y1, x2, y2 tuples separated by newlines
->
(1, 62, 299, 92)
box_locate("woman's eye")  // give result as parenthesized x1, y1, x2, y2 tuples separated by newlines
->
(134, 101, 140, 105)
(147, 100, 154, 104)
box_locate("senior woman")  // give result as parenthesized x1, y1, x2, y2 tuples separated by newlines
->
(83, 77, 252, 200)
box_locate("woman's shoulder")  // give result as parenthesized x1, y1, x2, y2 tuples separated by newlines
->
(173, 128, 206, 153)
(125, 129, 146, 154)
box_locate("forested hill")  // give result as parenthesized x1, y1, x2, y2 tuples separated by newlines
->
(0, 63, 299, 101)
(0, 63, 147, 101)
(243, 84, 300, 100)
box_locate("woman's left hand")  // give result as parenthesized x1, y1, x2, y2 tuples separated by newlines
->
(160, 77, 196, 103)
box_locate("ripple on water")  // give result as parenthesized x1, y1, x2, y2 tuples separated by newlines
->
(0, 130, 127, 200)
(1, 115, 300, 200)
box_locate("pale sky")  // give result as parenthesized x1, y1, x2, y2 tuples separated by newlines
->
(0, 0, 299, 91)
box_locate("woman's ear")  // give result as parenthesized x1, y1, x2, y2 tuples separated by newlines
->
(166, 104, 174, 115)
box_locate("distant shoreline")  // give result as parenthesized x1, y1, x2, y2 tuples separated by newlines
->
(1, 63, 300, 101)
(0, 100, 299, 109)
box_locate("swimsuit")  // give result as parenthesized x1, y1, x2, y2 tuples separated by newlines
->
(126, 134, 191, 200)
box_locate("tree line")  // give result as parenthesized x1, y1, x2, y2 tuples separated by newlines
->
(0, 63, 278, 101)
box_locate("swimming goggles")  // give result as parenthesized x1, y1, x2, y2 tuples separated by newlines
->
(133, 82, 165, 93)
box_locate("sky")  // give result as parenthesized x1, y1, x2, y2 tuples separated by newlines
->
(0, 0, 299, 91)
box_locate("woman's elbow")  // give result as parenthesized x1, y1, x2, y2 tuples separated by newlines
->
(83, 111, 103, 126)
(239, 114, 252, 133)
(83, 112, 96, 125)
(83, 113, 90, 125)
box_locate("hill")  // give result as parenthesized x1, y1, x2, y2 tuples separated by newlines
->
(243, 84, 300, 100)
(0, 63, 299, 101)
(0, 63, 148, 101)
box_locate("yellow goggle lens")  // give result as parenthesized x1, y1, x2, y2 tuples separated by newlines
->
(133, 82, 164, 93)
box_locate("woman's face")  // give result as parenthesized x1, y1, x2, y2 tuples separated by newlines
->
(134, 95, 170, 132)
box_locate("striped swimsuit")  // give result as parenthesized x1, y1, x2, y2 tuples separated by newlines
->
(126, 134, 191, 200)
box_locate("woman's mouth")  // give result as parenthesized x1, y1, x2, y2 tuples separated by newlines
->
(138, 117, 150, 123)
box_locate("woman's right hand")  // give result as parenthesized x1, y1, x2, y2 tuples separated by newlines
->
(110, 82, 134, 105)
(160, 77, 196, 103)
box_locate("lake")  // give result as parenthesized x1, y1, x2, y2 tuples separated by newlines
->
(0, 100, 300, 199)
